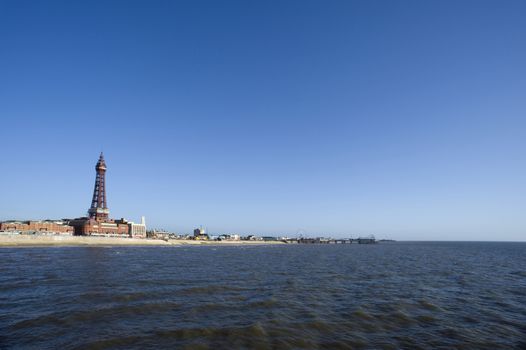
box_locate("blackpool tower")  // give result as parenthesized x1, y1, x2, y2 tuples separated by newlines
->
(88, 152, 109, 220)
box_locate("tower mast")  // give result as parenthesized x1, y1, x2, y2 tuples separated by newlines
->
(88, 152, 109, 220)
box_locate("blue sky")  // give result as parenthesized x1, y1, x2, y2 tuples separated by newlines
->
(1, 0, 525, 240)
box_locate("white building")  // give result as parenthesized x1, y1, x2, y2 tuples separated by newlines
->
(129, 216, 147, 238)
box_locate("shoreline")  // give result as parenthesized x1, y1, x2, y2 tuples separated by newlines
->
(0, 234, 286, 247)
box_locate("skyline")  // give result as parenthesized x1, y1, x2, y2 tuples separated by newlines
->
(1, 1, 525, 240)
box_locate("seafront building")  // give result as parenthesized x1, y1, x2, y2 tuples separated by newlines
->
(128, 216, 147, 238)
(193, 226, 209, 240)
(0, 220, 73, 235)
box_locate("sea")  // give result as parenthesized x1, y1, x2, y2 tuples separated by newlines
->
(1, 242, 525, 349)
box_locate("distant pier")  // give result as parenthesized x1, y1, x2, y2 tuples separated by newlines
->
(284, 237, 377, 244)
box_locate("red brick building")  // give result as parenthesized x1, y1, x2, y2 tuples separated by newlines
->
(69, 217, 130, 236)
(0, 220, 73, 234)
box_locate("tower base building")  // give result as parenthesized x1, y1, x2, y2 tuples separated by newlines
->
(70, 218, 130, 236)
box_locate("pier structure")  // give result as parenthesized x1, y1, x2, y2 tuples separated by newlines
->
(285, 235, 377, 244)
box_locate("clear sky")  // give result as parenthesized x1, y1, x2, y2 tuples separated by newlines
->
(1, 0, 525, 240)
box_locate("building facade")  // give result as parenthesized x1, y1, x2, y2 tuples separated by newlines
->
(129, 216, 147, 238)
(193, 226, 209, 240)
(0, 220, 73, 234)
(69, 217, 130, 236)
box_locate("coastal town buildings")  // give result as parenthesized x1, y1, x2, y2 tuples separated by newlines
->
(1, 154, 368, 242)
(0, 153, 149, 238)
(217, 234, 240, 241)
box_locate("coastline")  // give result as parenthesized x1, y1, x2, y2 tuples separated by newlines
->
(0, 234, 286, 247)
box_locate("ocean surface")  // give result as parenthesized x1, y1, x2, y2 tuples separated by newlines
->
(1, 242, 525, 349)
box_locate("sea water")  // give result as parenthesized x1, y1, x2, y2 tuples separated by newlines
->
(1, 242, 525, 349)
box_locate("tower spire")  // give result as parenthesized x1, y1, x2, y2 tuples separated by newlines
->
(88, 153, 109, 220)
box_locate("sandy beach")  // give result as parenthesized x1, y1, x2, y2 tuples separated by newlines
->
(0, 234, 285, 247)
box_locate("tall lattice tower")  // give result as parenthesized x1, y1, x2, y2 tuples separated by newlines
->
(88, 152, 109, 220)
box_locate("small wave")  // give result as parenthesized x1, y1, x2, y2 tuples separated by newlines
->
(351, 308, 375, 321)
(418, 299, 442, 311)
(176, 285, 245, 296)
(416, 314, 437, 324)
(109, 291, 150, 302)
(246, 297, 278, 308)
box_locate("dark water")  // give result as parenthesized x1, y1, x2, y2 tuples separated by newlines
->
(1, 242, 526, 349)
